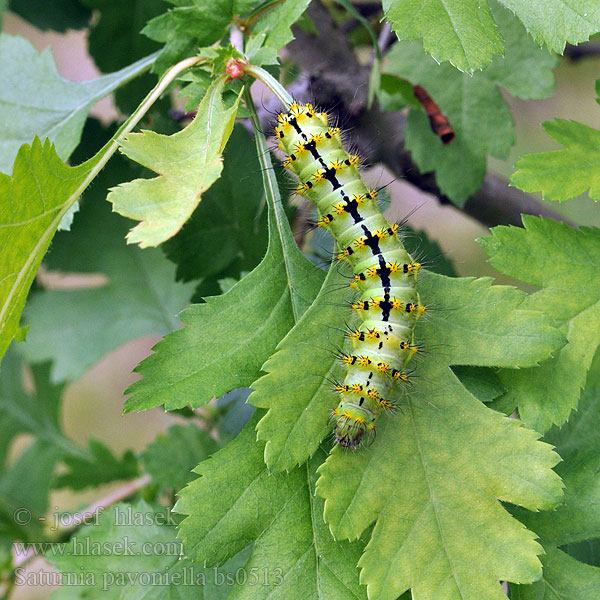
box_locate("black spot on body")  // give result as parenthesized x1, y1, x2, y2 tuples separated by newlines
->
(359, 225, 382, 256)
(379, 292, 392, 322)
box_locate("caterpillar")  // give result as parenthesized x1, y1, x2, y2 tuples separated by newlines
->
(275, 102, 425, 449)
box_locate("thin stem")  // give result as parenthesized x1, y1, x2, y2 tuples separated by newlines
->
(55, 474, 153, 535)
(243, 64, 293, 109)
(243, 0, 285, 28)
(11, 474, 152, 570)
(98, 55, 205, 169)
(334, 0, 380, 61)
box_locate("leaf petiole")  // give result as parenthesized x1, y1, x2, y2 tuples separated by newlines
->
(242, 63, 293, 109)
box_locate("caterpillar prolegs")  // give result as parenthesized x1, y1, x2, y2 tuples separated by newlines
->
(275, 103, 425, 449)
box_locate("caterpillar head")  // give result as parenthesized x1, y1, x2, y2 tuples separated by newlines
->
(333, 402, 375, 449)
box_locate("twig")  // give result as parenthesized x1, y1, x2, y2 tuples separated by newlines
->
(564, 41, 600, 61)
(61, 474, 152, 533)
(11, 474, 151, 569)
(378, 21, 393, 54)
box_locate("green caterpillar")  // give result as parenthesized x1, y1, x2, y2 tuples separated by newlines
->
(275, 102, 425, 449)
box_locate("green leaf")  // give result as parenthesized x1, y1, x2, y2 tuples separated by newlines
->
(376, 73, 419, 112)
(382, 0, 503, 73)
(53, 439, 139, 491)
(384, 3, 556, 204)
(451, 366, 506, 403)
(107, 76, 240, 247)
(0, 440, 61, 536)
(141, 424, 218, 491)
(383, 0, 600, 73)
(0, 355, 72, 541)
(20, 196, 195, 383)
(142, 0, 234, 75)
(510, 352, 600, 599)
(176, 413, 368, 599)
(0, 355, 72, 453)
(313, 271, 565, 600)
(246, 0, 311, 62)
(498, 0, 600, 54)
(515, 352, 600, 546)
(0, 34, 156, 175)
(82, 0, 165, 114)
(124, 95, 324, 412)
(480, 216, 600, 432)
(162, 125, 269, 288)
(251, 264, 348, 471)
(9, 0, 91, 31)
(0, 140, 98, 360)
(511, 119, 600, 202)
(511, 547, 600, 600)
(0, 54, 187, 365)
(49, 499, 244, 599)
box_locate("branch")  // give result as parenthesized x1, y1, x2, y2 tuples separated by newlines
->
(11, 474, 151, 569)
(564, 41, 600, 61)
(284, 0, 572, 228)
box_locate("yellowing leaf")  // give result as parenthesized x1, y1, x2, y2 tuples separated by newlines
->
(480, 217, 600, 432)
(107, 77, 241, 248)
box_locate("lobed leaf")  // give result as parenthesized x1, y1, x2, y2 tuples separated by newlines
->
(382, 0, 503, 73)
(162, 125, 271, 297)
(0, 354, 71, 544)
(0, 139, 103, 363)
(108, 76, 240, 248)
(175, 413, 367, 600)
(499, 0, 600, 54)
(53, 439, 138, 491)
(49, 500, 246, 599)
(480, 216, 600, 432)
(245, 0, 311, 63)
(268, 269, 565, 600)
(143, 0, 238, 74)
(511, 119, 600, 202)
(250, 263, 349, 471)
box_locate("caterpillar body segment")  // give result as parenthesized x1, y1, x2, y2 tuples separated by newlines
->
(275, 103, 424, 449)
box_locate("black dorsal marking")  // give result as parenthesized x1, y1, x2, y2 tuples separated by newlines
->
(379, 292, 392, 322)
(360, 225, 381, 255)
(340, 193, 363, 224)
(377, 255, 391, 291)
